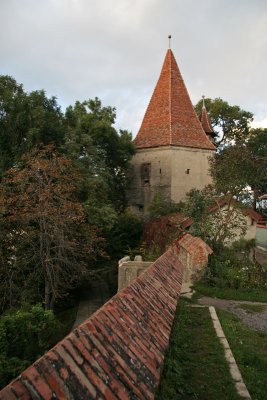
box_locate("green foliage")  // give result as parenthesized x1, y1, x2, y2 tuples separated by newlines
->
(202, 245, 267, 290)
(183, 187, 247, 247)
(64, 98, 135, 212)
(0, 77, 136, 311)
(194, 283, 267, 302)
(0, 146, 104, 311)
(245, 128, 267, 204)
(236, 303, 267, 313)
(195, 97, 253, 147)
(149, 192, 183, 218)
(210, 135, 267, 208)
(106, 211, 144, 259)
(0, 304, 60, 389)
(0, 75, 64, 176)
(210, 146, 251, 199)
(195, 98, 266, 209)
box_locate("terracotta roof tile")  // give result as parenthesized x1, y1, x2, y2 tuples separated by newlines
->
(0, 245, 184, 400)
(200, 104, 214, 135)
(0, 235, 212, 399)
(134, 49, 216, 150)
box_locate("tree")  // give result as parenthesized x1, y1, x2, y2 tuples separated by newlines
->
(209, 146, 250, 200)
(183, 187, 247, 248)
(0, 76, 28, 174)
(245, 128, 267, 208)
(0, 146, 103, 311)
(0, 304, 60, 389)
(209, 129, 267, 209)
(149, 192, 183, 218)
(195, 97, 253, 147)
(64, 98, 135, 212)
(195, 97, 266, 210)
(0, 75, 64, 178)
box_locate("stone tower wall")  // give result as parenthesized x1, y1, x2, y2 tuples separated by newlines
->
(127, 146, 172, 215)
(171, 146, 214, 203)
(127, 145, 214, 215)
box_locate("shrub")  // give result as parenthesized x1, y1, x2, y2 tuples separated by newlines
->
(0, 304, 60, 389)
(149, 192, 183, 218)
(106, 211, 144, 259)
(202, 243, 267, 290)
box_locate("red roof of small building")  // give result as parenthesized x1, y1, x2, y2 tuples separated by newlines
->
(134, 49, 216, 151)
(154, 199, 265, 231)
(245, 208, 265, 224)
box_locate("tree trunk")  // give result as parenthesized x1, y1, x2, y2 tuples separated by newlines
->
(45, 279, 51, 310)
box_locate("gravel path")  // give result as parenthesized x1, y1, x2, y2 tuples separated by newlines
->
(198, 296, 267, 333)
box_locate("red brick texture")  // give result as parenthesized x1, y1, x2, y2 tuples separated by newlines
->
(134, 49, 215, 151)
(0, 245, 184, 400)
(179, 233, 213, 268)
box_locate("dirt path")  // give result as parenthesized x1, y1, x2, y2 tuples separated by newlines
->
(72, 280, 110, 329)
(198, 296, 267, 333)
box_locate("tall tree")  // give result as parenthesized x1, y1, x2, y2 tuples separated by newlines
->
(0, 146, 103, 311)
(209, 129, 267, 209)
(0, 75, 64, 177)
(246, 128, 267, 207)
(195, 97, 253, 147)
(64, 98, 135, 212)
(0, 76, 28, 174)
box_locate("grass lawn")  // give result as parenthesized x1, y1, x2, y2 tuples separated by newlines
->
(235, 303, 267, 313)
(217, 309, 267, 400)
(156, 299, 242, 400)
(194, 282, 267, 303)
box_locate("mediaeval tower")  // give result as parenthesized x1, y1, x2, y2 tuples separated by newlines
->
(127, 48, 216, 215)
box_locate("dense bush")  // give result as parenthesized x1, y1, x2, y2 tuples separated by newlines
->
(149, 192, 183, 218)
(106, 211, 144, 259)
(0, 304, 60, 389)
(203, 241, 267, 290)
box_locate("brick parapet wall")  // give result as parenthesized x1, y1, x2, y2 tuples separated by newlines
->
(0, 245, 184, 400)
(118, 234, 212, 296)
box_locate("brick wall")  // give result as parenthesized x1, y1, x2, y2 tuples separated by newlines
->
(0, 245, 184, 400)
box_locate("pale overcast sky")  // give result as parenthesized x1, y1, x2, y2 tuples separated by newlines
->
(1, 0, 267, 136)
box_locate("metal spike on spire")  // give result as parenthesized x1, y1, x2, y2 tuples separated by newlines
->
(168, 35, 172, 49)
(202, 95, 205, 108)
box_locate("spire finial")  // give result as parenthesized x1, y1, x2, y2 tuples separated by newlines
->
(168, 35, 171, 49)
(202, 95, 205, 108)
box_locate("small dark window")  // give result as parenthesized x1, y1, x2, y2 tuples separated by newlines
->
(138, 205, 144, 211)
(185, 169, 190, 174)
(160, 168, 162, 174)
(140, 163, 151, 185)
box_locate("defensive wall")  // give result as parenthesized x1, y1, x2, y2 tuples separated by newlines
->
(0, 234, 211, 400)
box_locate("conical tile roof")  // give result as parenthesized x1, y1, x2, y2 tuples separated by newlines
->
(134, 49, 215, 150)
(200, 101, 214, 135)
